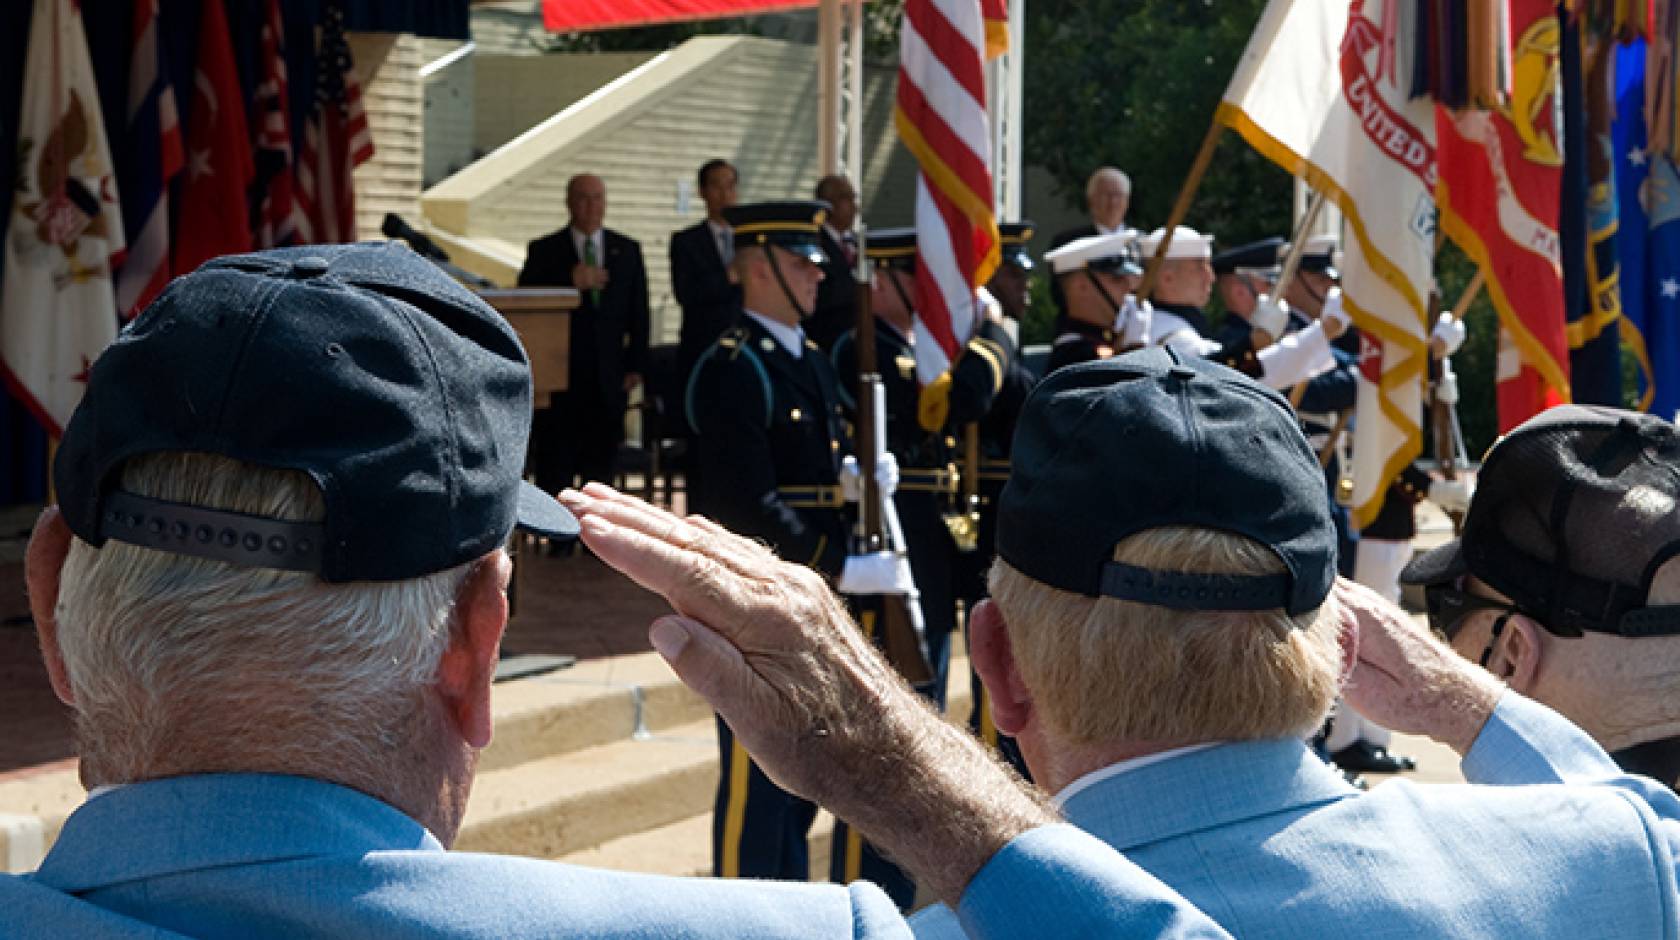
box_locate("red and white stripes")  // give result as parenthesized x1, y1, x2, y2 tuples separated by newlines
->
(896, 0, 1000, 383)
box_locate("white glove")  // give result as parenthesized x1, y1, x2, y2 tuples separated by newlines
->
(840, 455, 863, 503)
(1320, 288, 1352, 337)
(1431, 313, 1466, 358)
(1250, 295, 1289, 338)
(1115, 294, 1153, 348)
(837, 551, 918, 595)
(1429, 476, 1473, 514)
(1435, 364, 1460, 406)
(874, 452, 899, 497)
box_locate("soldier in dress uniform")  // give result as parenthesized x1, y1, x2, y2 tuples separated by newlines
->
(1210, 236, 1285, 350)
(828, 227, 1015, 907)
(1141, 225, 1283, 376)
(684, 200, 850, 885)
(1042, 232, 1150, 374)
(958, 222, 1039, 778)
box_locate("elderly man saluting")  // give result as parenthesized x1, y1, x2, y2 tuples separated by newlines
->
(913, 348, 1680, 939)
(7, 243, 1232, 939)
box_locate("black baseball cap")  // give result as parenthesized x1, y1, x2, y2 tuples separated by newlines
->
(727, 200, 830, 265)
(54, 243, 578, 583)
(1402, 405, 1680, 637)
(997, 347, 1336, 615)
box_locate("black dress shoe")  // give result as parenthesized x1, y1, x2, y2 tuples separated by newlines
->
(1331, 740, 1417, 774)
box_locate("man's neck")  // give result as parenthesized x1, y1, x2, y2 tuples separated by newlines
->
(706, 213, 728, 226)
(573, 224, 601, 237)
(1031, 736, 1209, 796)
(1068, 303, 1115, 330)
(745, 302, 800, 329)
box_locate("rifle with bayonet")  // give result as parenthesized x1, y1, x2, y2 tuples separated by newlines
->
(850, 224, 936, 685)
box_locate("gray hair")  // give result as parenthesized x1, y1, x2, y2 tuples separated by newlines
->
(55, 452, 474, 784)
(1086, 166, 1132, 198)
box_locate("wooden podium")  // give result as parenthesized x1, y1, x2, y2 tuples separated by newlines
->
(476, 288, 580, 403)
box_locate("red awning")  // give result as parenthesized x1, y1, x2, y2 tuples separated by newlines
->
(542, 0, 836, 33)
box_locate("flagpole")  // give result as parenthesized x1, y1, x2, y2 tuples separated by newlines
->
(1449, 269, 1485, 321)
(1138, 122, 1224, 299)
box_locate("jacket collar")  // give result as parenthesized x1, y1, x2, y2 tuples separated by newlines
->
(1058, 738, 1357, 850)
(32, 773, 442, 892)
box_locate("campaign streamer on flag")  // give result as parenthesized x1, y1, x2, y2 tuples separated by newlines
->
(1218, 0, 1435, 529)
(253, 0, 302, 249)
(297, 0, 375, 244)
(1, 0, 126, 436)
(114, 0, 183, 319)
(1614, 39, 1680, 420)
(896, 0, 1000, 385)
(1435, 0, 1570, 432)
(174, 0, 253, 276)
(979, 0, 1008, 60)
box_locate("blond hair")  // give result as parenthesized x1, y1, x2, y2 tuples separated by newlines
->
(990, 526, 1340, 745)
(56, 452, 474, 784)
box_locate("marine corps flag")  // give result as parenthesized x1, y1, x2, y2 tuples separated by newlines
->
(1, 0, 126, 436)
(1435, 0, 1570, 433)
(1219, 0, 1435, 528)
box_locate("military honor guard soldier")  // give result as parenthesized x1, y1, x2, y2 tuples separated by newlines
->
(1042, 232, 1151, 374)
(1142, 225, 1283, 376)
(684, 200, 851, 886)
(828, 227, 1016, 907)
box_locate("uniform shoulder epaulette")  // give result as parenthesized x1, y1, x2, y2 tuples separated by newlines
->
(687, 327, 772, 431)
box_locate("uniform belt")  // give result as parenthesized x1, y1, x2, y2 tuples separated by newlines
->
(776, 465, 956, 507)
(898, 465, 958, 493)
(776, 484, 845, 509)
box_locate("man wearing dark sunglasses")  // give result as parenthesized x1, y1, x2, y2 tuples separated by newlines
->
(1403, 405, 1680, 790)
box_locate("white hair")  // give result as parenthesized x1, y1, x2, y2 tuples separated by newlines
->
(56, 452, 474, 784)
(1087, 166, 1132, 198)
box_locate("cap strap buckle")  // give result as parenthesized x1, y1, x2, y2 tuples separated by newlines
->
(99, 490, 325, 574)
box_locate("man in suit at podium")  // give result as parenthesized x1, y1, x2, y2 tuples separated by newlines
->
(519, 173, 650, 493)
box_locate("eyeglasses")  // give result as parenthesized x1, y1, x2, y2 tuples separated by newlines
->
(1423, 580, 1518, 642)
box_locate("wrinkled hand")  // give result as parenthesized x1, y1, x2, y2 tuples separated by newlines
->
(1335, 577, 1504, 754)
(558, 484, 1054, 904)
(559, 484, 908, 805)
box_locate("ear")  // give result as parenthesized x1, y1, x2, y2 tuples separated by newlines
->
(1334, 597, 1359, 687)
(1488, 614, 1544, 692)
(969, 600, 1033, 735)
(25, 507, 76, 706)
(435, 551, 512, 750)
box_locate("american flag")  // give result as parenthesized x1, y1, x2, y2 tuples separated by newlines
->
(114, 0, 183, 317)
(252, 0, 301, 248)
(895, 0, 1000, 384)
(295, 1, 373, 244)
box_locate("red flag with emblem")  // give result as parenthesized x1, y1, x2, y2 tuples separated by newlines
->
(173, 0, 253, 274)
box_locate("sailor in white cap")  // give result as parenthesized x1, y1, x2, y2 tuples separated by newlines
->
(1139, 226, 1287, 376)
(1041, 232, 1153, 374)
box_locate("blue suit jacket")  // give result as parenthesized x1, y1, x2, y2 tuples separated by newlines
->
(914, 694, 1680, 939)
(0, 772, 1230, 939)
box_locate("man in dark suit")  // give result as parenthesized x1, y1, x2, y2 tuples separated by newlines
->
(806, 174, 859, 350)
(1048, 167, 1136, 318)
(518, 173, 650, 493)
(670, 159, 742, 387)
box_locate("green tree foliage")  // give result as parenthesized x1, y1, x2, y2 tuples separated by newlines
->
(1024, 0, 1291, 243)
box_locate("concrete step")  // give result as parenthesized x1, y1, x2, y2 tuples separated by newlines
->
(552, 805, 841, 883)
(0, 649, 713, 872)
(456, 717, 720, 858)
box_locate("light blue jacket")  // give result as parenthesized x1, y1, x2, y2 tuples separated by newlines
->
(0, 771, 1229, 939)
(913, 693, 1680, 939)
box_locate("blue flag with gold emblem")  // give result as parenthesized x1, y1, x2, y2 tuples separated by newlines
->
(1561, 16, 1623, 406)
(1615, 40, 1680, 421)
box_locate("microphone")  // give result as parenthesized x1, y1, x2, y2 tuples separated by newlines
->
(382, 213, 450, 262)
